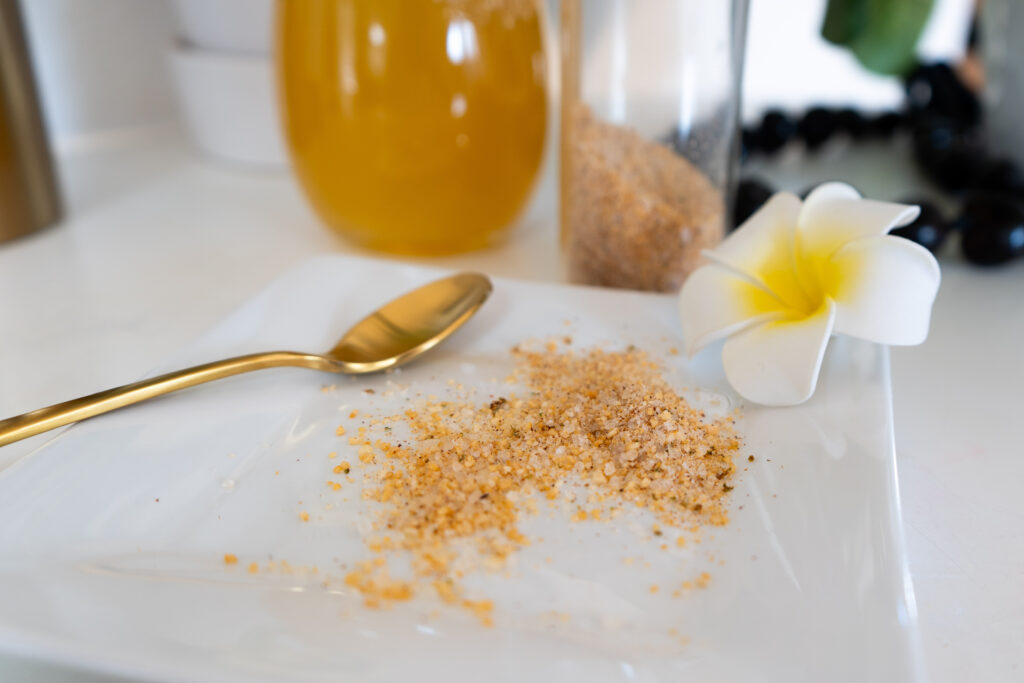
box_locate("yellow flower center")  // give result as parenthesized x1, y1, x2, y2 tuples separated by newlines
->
(753, 237, 836, 319)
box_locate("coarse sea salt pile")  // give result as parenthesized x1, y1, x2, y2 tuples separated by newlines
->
(339, 342, 740, 623)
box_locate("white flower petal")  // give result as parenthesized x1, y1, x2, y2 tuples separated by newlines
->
(826, 235, 941, 345)
(721, 300, 836, 406)
(798, 183, 920, 263)
(678, 264, 788, 356)
(705, 192, 813, 310)
(802, 181, 861, 205)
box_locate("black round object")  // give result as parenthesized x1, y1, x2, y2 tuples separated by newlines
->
(904, 62, 981, 130)
(890, 199, 950, 253)
(911, 112, 964, 158)
(962, 223, 1024, 265)
(976, 157, 1024, 196)
(797, 107, 838, 150)
(741, 127, 760, 160)
(757, 110, 797, 154)
(932, 144, 987, 192)
(957, 192, 1024, 265)
(733, 177, 774, 229)
(867, 111, 905, 138)
(912, 115, 985, 191)
(835, 108, 869, 138)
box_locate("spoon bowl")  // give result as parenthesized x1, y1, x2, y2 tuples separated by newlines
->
(0, 272, 492, 447)
(328, 272, 491, 372)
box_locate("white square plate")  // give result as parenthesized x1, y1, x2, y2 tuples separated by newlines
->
(0, 255, 920, 682)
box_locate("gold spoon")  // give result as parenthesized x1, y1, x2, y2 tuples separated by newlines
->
(0, 272, 492, 448)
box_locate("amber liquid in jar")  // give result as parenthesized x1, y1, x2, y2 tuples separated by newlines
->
(277, 0, 548, 255)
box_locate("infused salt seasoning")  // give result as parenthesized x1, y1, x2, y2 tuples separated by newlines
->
(339, 342, 741, 621)
(563, 104, 724, 291)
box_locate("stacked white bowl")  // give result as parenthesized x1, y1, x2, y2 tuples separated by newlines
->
(169, 0, 287, 167)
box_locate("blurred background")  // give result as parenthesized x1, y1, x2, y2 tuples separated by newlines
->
(9, 0, 1003, 273)
(15, 0, 1000, 269)
(22, 0, 974, 157)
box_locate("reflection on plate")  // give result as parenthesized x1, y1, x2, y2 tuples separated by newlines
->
(0, 255, 920, 682)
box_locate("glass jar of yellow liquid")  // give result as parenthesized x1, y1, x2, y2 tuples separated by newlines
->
(276, 0, 548, 255)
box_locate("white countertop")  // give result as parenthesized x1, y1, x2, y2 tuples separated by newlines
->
(0, 131, 1020, 682)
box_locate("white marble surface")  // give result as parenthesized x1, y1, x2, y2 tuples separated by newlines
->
(0, 131, 1021, 682)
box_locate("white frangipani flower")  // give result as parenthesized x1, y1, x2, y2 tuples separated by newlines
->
(679, 182, 941, 406)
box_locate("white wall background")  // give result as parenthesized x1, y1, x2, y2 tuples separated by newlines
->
(22, 0, 178, 148)
(743, 0, 974, 119)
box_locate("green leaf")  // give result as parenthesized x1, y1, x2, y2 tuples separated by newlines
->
(821, 0, 935, 76)
(822, 0, 868, 45)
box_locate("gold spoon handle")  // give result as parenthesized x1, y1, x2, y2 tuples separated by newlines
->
(0, 351, 333, 448)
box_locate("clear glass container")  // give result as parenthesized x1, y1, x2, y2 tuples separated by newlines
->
(277, 0, 548, 255)
(560, 0, 748, 291)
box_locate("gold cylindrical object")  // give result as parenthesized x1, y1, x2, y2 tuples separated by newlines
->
(0, 0, 61, 243)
